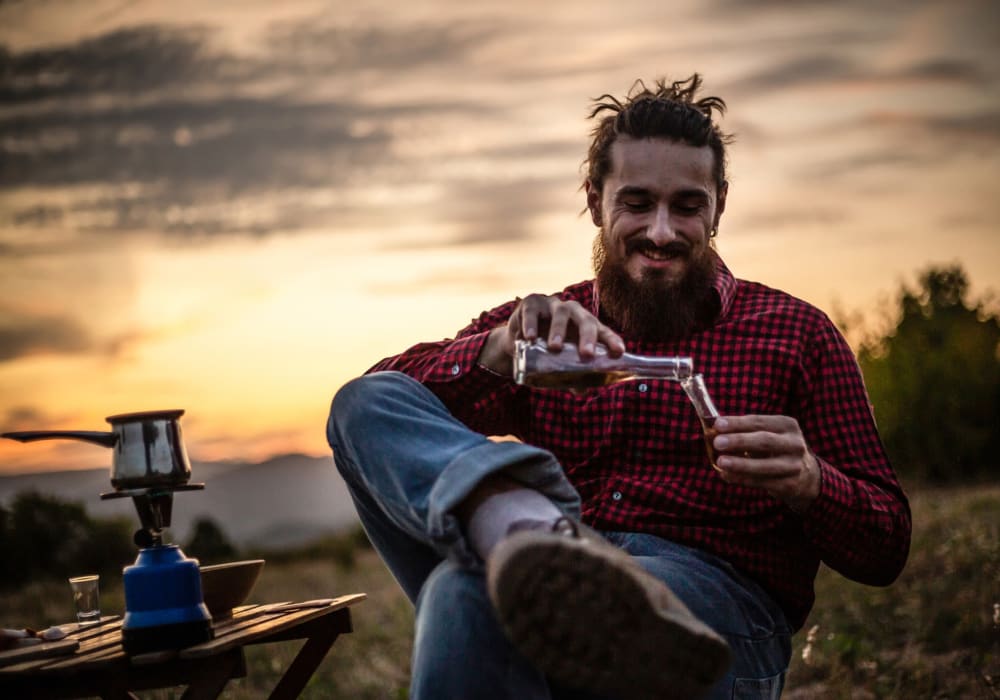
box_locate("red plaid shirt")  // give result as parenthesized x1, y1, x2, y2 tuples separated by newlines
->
(370, 257, 911, 629)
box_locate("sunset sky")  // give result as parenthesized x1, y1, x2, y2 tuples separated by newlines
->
(1, 0, 998, 474)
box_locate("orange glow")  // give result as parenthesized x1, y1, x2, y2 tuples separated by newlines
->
(1, 1, 998, 473)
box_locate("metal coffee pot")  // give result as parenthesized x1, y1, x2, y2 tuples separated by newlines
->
(2, 409, 192, 490)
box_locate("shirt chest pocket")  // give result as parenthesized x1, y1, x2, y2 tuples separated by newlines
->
(616, 381, 707, 467)
(630, 408, 709, 469)
(529, 390, 616, 468)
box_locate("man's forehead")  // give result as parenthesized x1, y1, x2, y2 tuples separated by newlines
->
(608, 137, 716, 190)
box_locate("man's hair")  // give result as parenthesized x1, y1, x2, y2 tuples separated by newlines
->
(585, 74, 733, 193)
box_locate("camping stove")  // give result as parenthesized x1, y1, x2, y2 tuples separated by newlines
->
(3, 410, 213, 654)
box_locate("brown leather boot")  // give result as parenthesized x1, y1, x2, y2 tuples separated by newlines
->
(486, 518, 732, 699)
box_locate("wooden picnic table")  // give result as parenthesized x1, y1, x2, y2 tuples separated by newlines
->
(0, 593, 366, 699)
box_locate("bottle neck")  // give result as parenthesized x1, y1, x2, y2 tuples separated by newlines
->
(617, 351, 694, 380)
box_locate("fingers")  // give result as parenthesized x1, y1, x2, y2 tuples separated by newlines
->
(507, 294, 624, 358)
(713, 415, 798, 435)
(713, 429, 789, 460)
(548, 300, 591, 352)
(715, 452, 799, 479)
(708, 414, 821, 507)
(512, 294, 549, 342)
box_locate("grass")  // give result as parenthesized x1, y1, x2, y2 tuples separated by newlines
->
(3, 484, 997, 698)
(784, 484, 999, 699)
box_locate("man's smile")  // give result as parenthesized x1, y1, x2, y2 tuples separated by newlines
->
(626, 239, 690, 266)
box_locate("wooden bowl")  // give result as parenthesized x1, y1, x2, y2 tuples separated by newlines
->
(199, 559, 265, 618)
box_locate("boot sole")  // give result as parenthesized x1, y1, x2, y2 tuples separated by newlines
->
(487, 531, 732, 699)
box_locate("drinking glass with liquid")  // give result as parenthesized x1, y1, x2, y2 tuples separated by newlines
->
(681, 374, 722, 471)
(514, 339, 693, 389)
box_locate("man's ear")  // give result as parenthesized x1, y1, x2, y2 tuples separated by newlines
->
(713, 180, 728, 229)
(585, 180, 602, 226)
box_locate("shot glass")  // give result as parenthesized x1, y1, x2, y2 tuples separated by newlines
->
(680, 374, 722, 471)
(69, 575, 101, 626)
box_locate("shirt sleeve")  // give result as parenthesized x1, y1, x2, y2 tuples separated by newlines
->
(366, 301, 527, 437)
(794, 315, 912, 586)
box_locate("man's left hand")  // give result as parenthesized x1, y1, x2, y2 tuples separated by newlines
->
(711, 415, 820, 512)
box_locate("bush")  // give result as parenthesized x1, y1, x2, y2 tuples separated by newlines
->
(0, 491, 134, 590)
(184, 517, 239, 564)
(847, 264, 1000, 483)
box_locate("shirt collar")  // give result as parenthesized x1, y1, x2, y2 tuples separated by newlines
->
(712, 253, 737, 321)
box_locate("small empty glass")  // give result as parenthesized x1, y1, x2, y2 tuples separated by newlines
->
(69, 574, 101, 626)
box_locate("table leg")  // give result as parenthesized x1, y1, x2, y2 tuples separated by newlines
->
(266, 622, 343, 700)
(179, 648, 246, 700)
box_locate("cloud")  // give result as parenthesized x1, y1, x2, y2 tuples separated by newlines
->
(1, 405, 48, 429)
(739, 206, 848, 231)
(727, 53, 987, 98)
(897, 58, 987, 84)
(0, 309, 91, 361)
(0, 25, 223, 105)
(441, 177, 569, 246)
(863, 109, 1000, 140)
(732, 55, 858, 93)
(0, 19, 505, 238)
(260, 14, 502, 75)
(797, 107, 1000, 181)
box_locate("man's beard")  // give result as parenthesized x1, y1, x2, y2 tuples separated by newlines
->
(593, 233, 718, 342)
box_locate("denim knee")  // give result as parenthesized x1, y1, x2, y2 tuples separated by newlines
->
(328, 372, 417, 444)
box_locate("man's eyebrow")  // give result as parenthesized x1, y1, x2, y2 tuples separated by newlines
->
(675, 188, 711, 200)
(613, 186, 652, 199)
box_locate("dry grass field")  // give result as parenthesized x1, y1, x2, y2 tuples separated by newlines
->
(3, 483, 997, 698)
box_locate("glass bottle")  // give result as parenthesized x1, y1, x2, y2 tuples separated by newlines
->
(680, 373, 722, 471)
(514, 339, 693, 389)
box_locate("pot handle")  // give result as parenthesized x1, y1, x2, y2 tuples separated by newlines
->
(1, 431, 118, 448)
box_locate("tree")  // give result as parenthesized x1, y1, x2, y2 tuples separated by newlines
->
(184, 517, 238, 565)
(855, 264, 1000, 483)
(0, 491, 134, 590)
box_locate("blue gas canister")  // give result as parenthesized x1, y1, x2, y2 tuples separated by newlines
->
(121, 545, 213, 654)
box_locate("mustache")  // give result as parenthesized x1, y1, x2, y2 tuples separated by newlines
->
(625, 239, 691, 257)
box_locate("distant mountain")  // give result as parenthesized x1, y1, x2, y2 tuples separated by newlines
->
(0, 454, 361, 549)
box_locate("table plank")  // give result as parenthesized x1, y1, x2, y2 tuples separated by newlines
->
(181, 593, 366, 659)
(0, 594, 366, 700)
(0, 639, 79, 667)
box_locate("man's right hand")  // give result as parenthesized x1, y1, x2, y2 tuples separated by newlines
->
(477, 294, 626, 376)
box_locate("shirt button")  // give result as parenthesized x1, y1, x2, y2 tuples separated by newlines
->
(612, 491, 623, 501)
(638, 383, 648, 393)
(450, 363, 461, 375)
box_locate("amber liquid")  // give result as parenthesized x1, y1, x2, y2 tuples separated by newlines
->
(701, 418, 722, 472)
(520, 369, 637, 389)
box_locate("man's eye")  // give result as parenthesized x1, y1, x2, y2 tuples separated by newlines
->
(675, 203, 702, 215)
(623, 200, 650, 211)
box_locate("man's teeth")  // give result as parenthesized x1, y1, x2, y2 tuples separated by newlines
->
(642, 248, 677, 260)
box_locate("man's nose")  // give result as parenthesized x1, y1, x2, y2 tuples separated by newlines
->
(645, 204, 677, 245)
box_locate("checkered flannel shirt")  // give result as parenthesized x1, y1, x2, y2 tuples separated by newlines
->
(369, 256, 911, 630)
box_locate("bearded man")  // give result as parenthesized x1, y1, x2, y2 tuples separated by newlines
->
(327, 75, 911, 700)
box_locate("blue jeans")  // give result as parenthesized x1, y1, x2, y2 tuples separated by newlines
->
(327, 372, 792, 700)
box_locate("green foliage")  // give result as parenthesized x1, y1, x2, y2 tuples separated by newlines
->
(0, 491, 134, 591)
(184, 516, 239, 565)
(854, 264, 1000, 483)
